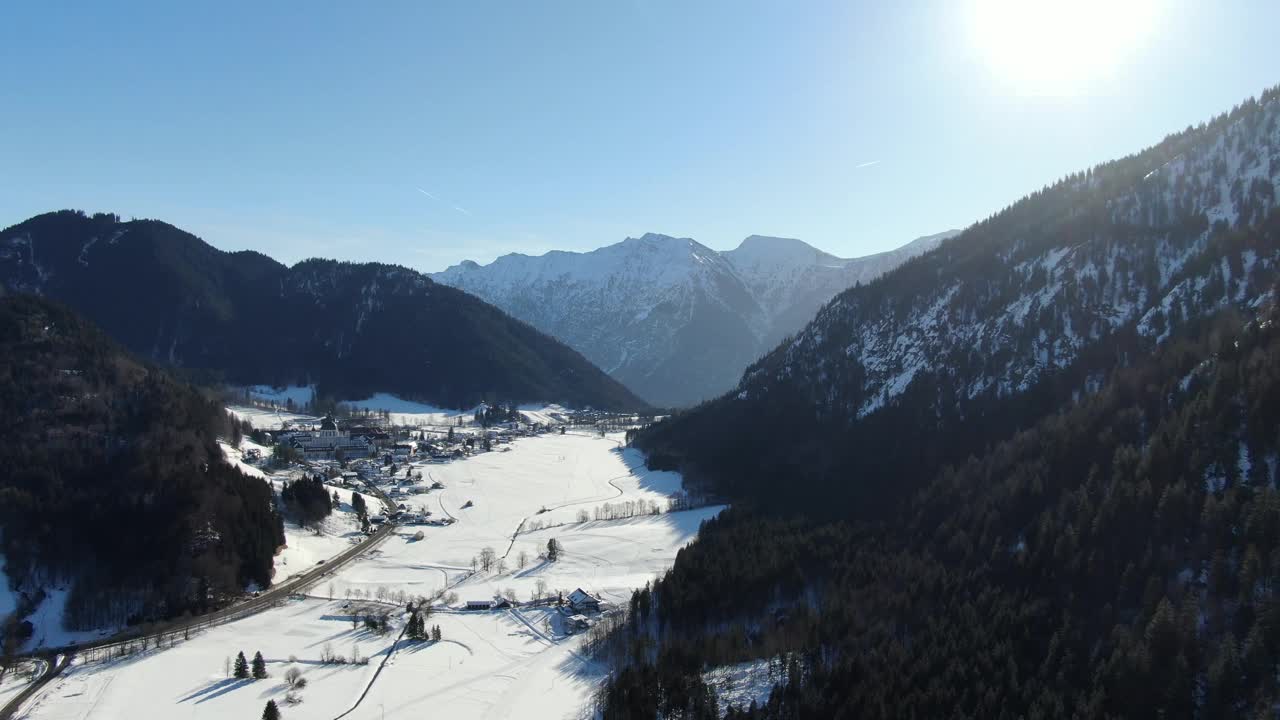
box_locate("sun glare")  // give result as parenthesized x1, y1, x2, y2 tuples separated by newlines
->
(970, 0, 1160, 95)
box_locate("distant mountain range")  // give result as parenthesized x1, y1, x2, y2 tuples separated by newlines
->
(433, 230, 957, 407)
(0, 211, 646, 410)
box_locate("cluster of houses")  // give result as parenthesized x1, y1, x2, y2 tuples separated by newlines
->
(461, 586, 604, 634)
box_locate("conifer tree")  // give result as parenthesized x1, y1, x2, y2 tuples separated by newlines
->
(234, 651, 249, 679)
(262, 699, 281, 720)
(252, 651, 268, 679)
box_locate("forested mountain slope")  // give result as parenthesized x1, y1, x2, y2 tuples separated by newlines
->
(608, 296, 1280, 719)
(0, 212, 646, 410)
(640, 87, 1280, 513)
(434, 230, 954, 407)
(602, 86, 1280, 718)
(0, 293, 283, 645)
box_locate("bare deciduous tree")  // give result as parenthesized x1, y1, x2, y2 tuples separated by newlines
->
(479, 546, 498, 573)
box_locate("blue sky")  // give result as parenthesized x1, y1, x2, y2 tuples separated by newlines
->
(2, 1, 1277, 272)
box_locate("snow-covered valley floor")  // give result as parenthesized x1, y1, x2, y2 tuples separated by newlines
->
(19, 433, 722, 720)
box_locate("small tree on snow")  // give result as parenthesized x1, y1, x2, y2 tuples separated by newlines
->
(252, 651, 268, 679)
(233, 651, 250, 679)
(546, 538, 562, 562)
(262, 699, 281, 720)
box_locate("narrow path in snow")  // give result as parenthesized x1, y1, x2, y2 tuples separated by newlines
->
(506, 608, 555, 646)
(331, 622, 410, 720)
(500, 472, 630, 559)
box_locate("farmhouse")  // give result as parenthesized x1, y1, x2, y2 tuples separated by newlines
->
(464, 599, 494, 611)
(392, 440, 419, 459)
(567, 588, 601, 614)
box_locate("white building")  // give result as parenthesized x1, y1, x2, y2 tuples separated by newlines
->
(289, 415, 372, 460)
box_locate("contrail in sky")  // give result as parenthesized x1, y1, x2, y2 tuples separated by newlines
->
(855, 160, 881, 169)
(416, 187, 472, 216)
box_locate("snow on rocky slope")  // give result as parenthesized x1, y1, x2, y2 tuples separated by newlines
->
(433, 231, 955, 407)
(738, 90, 1280, 420)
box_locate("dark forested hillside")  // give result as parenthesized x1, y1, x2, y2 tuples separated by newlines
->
(0, 294, 284, 638)
(601, 87, 1280, 718)
(639, 87, 1280, 516)
(0, 211, 646, 410)
(606, 300, 1280, 719)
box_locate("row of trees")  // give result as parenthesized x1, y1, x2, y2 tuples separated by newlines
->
(230, 650, 269, 680)
(406, 613, 442, 642)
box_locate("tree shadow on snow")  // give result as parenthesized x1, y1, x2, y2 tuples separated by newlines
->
(178, 677, 254, 704)
(612, 446, 685, 495)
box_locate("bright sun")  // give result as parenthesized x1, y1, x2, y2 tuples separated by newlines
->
(969, 0, 1160, 95)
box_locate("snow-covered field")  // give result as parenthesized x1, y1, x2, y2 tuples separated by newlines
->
(0, 660, 42, 710)
(228, 405, 321, 430)
(341, 393, 573, 429)
(327, 433, 711, 607)
(245, 384, 316, 407)
(19, 432, 720, 719)
(232, 387, 574, 430)
(270, 481, 383, 584)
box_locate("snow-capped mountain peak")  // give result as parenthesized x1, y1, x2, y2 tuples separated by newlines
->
(432, 230, 955, 407)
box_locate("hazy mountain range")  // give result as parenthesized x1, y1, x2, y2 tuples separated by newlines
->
(433, 230, 957, 407)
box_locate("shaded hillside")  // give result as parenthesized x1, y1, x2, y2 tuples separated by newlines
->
(0, 212, 645, 410)
(638, 87, 1280, 514)
(601, 86, 1280, 718)
(0, 294, 284, 637)
(606, 298, 1280, 719)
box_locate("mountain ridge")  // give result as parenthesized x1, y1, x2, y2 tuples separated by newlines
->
(433, 229, 958, 406)
(0, 211, 647, 411)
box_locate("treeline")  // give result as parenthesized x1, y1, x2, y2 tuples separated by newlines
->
(0, 294, 285, 635)
(475, 404, 524, 427)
